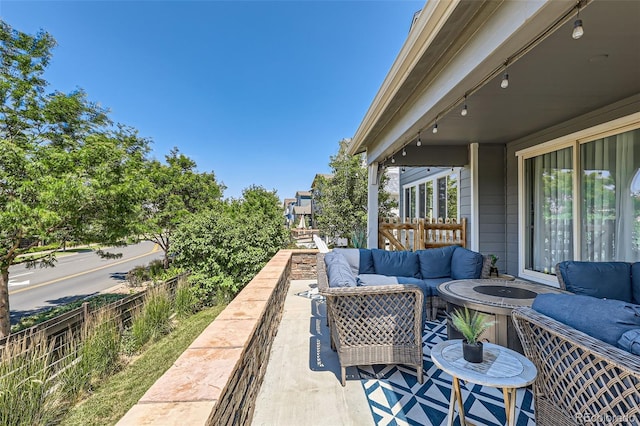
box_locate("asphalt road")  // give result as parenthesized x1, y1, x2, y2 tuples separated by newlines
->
(8, 241, 163, 325)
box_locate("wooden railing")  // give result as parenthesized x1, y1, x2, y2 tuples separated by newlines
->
(378, 217, 466, 251)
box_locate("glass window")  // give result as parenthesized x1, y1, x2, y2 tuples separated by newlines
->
(426, 181, 433, 220)
(404, 188, 410, 221)
(437, 177, 447, 219)
(525, 147, 574, 274)
(447, 173, 458, 219)
(580, 129, 640, 261)
(409, 186, 416, 220)
(418, 183, 426, 218)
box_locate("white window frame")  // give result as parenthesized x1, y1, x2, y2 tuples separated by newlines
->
(516, 112, 640, 286)
(401, 168, 461, 222)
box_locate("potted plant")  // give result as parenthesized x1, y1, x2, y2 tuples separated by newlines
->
(448, 308, 495, 363)
(488, 254, 499, 277)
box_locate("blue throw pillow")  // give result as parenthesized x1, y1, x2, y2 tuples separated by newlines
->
(324, 251, 357, 288)
(558, 261, 632, 302)
(632, 263, 640, 305)
(416, 246, 457, 278)
(450, 247, 483, 279)
(618, 329, 640, 355)
(370, 249, 420, 278)
(332, 248, 375, 275)
(532, 293, 640, 347)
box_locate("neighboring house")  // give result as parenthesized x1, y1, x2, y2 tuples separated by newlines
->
(349, 0, 640, 286)
(294, 191, 312, 228)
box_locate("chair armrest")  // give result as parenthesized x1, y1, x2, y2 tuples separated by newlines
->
(512, 307, 640, 422)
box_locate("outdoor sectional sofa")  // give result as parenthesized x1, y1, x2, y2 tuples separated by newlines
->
(317, 245, 487, 386)
(511, 260, 640, 425)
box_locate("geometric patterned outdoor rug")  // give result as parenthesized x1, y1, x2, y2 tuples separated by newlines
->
(357, 319, 536, 426)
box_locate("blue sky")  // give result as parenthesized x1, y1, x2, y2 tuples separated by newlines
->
(1, 0, 422, 200)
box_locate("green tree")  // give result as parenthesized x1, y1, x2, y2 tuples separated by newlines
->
(315, 139, 395, 246)
(0, 22, 151, 337)
(171, 186, 288, 304)
(140, 148, 224, 268)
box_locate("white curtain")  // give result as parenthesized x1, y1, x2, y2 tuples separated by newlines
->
(529, 147, 574, 273)
(581, 129, 640, 261)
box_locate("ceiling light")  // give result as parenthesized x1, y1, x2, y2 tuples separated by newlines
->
(500, 72, 509, 89)
(572, 5, 584, 40)
(432, 122, 438, 134)
(461, 96, 468, 116)
(402, 147, 406, 156)
(417, 132, 422, 146)
(391, 156, 395, 164)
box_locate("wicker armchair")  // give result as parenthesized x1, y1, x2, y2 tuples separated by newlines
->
(317, 253, 424, 386)
(512, 307, 640, 425)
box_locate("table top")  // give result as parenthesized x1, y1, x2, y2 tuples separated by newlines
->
(437, 279, 568, 315)
(430, 340, 537, 388)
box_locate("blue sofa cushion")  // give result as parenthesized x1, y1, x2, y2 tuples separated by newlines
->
(333, 248, 375, 276)
(450, 247, 483, 280)
(370, 249, 420, 278)
(356, 274, 400, 286)
(558, 261, 632, 302)
(324, 251, 357, 288)
(618, 329, 640, 355)
(416, 246, 457, 278)
(532, 293, 640, 347)
(632, 262, 640, 305)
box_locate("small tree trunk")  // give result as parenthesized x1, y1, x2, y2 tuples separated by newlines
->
(0, 268, 11, 338)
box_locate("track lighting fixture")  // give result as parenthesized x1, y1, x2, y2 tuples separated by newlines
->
(432, 122, 438, 134)
(402, 147, 406, 156)
(391, 156, 395, 164)
(417, 132, 422, 147)
(461, 95, 468, 116)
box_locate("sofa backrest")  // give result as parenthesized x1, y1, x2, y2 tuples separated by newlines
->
(332, 246, 485, 280)
(557, 261, 633, 302)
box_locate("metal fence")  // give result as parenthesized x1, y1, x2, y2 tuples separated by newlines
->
(0, 273, 187, 356)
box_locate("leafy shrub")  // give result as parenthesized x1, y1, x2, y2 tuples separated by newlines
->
(148, 259, 164, 280)
(171, 186, 288, 301)
(127, 265, 149, 287)
(188, 272, 236, 306)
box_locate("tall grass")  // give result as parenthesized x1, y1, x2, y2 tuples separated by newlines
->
(174, 279, 198, 318)
(125, 285, 173, 353)
(0, 333, 68, 425)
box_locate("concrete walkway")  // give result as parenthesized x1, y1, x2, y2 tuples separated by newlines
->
(252, 279, 373, 426)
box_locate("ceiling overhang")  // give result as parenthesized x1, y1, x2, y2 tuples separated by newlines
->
(349, 0, 640, 166)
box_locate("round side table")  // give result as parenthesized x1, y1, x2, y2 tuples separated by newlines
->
(430, 339, 537, 426)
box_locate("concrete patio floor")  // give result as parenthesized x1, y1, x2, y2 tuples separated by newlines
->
(252, 279, 536, 426)
(252, 279, 374, 425)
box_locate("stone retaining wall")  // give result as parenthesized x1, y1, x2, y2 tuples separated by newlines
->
(117, 249, 317, 426)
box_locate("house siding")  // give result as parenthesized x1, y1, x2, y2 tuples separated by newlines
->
(477, 145, 506, 273)
(504, 95, 640, 277)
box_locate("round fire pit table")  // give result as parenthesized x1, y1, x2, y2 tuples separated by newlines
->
(438, 279, 569, 353)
